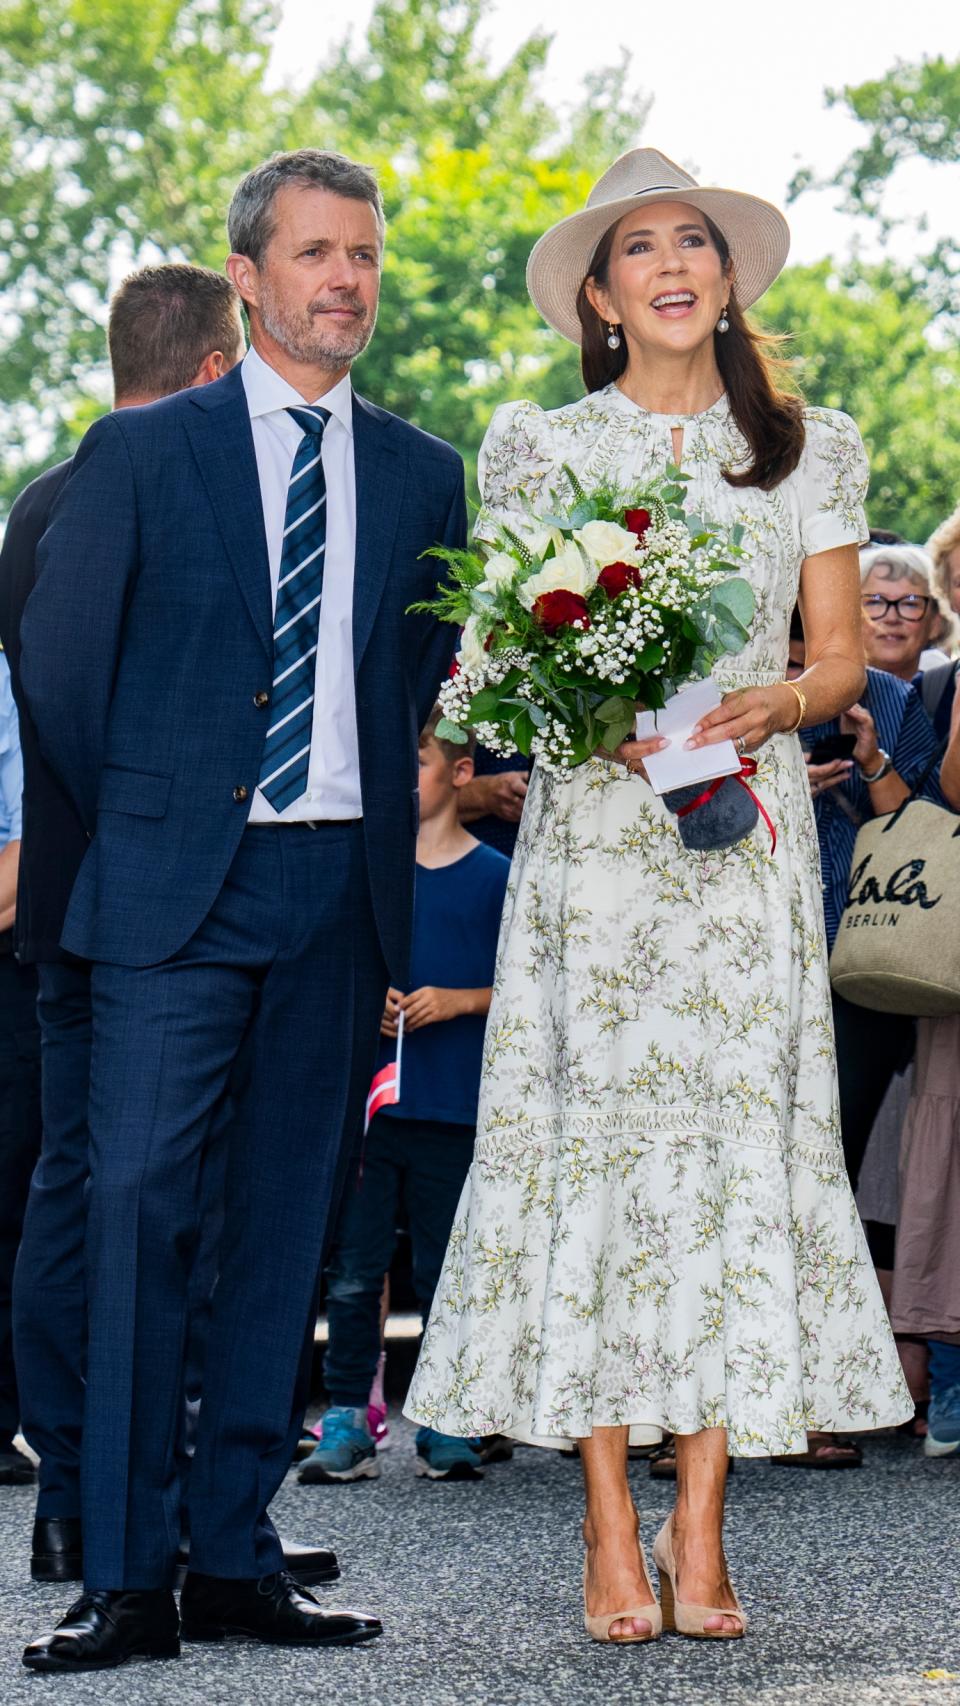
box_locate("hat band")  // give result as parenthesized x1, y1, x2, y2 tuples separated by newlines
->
(632, 185, 686, 196)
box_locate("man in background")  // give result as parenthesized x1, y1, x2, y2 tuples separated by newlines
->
(0, 644, 40, 1487)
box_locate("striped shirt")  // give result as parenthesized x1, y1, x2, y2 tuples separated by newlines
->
(806, 667, 944, 950)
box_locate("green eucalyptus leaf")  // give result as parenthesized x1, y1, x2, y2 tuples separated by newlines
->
(435, 718, 469, 745)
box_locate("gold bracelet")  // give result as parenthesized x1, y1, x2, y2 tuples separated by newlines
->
(782, 682, 806, 734)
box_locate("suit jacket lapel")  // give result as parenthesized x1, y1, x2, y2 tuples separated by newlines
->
(184, 366, 273, 660)
(352, 393, 402, 671)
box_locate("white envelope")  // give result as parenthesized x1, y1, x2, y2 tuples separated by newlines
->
(635, 676, 741, 796)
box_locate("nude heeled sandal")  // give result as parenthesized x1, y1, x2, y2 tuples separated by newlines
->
(582, 1551, 663, 1644)
(652, 1516, 747, 1639)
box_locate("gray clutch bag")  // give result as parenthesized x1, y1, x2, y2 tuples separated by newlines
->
(663, 775, 759, 852)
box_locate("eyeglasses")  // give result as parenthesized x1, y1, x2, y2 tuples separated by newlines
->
(861, 594, 931, 624)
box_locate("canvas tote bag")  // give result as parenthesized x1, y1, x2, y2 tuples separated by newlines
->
(829, 740, 960, 1016)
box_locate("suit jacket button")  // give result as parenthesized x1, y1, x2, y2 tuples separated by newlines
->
(254, 691, 269, 707)
(233, 785, 248, 802)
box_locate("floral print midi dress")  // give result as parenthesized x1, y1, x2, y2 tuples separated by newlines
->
(405, 385, 913, 1455)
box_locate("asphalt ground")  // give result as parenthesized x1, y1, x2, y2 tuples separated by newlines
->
(0, 1420, 957, 1706)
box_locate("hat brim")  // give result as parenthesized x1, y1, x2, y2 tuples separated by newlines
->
(526, 187, 791, 344)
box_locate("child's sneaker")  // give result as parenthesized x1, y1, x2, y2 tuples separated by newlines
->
(367, 1349, 389, 1448)
(367, 1402, 390, 1450)
(298, 1407, 380, 1483)
(473, 1433, 513, 1465)
(414, 1427, 484, 1481)
(924, 1384, 960, 1457)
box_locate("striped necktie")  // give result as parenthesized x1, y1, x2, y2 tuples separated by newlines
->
(257, 405, 330, 812)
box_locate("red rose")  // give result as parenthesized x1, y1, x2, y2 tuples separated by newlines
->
(598, 561, 644, 599)
(533, 590, 591, 633)
(625, 507, 652, 539)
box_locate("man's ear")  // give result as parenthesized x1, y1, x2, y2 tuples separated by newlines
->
(188, 350, 226, 389)
(226, 252, 259, 314)
(452, 755, 476, 788)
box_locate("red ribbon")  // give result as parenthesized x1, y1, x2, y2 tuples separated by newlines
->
(674, 758, 777, 854)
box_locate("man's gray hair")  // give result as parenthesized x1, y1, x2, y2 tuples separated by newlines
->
(227, 149, 384, 266)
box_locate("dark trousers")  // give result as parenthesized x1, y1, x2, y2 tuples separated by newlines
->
(0, 953, 41, 1452)
(324, 1113, 474, 1408)
(13, 960, 229, 1519)
(81, 822, 385, 1589)
(831, 991, 915, 1194)
(13, 959, 90, 1511)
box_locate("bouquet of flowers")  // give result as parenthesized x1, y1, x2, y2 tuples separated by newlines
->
(413, 464, 755, 778)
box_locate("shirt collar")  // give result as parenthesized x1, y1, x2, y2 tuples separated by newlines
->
(241, 344, 353, 437)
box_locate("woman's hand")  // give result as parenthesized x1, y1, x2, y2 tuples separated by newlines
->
(839, 701, 880, 769)
(685, 685, 800, 753)
(607, 732, 669, 784)
(804, 752, 853, 799)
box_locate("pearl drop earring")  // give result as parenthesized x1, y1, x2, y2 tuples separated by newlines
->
(717, 306, 730, 334)
(606, 323, 621, 350)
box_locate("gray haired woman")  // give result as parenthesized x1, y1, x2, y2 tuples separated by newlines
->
(860, 544, 958, 736)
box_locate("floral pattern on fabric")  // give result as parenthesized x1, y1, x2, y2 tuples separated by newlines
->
(406, 387, 912, 1455)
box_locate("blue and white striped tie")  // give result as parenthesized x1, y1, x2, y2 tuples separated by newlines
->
(257, 406, 330, 812)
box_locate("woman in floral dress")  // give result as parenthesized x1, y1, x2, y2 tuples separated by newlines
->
(406, 149, 912, 1642)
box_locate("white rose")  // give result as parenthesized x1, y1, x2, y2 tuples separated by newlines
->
(458, 614, 488, 673)
(478, 550, 518, 591)
(520, 522, 564, 559)
(517, 540, 596, 610)
(574, 520, 642, 567)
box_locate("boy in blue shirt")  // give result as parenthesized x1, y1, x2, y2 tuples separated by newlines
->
(301, 707, 510, 1483)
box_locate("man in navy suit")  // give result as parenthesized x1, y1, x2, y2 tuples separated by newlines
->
(20, 149, 463, 1673)
(1, 263, 338, 1593)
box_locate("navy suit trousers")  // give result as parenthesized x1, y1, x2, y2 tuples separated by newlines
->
(13, 960, 90, 1513)
(81, 821, 385, 1589)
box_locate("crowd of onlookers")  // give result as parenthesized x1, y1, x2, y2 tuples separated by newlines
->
(1, 258, 959, 1518)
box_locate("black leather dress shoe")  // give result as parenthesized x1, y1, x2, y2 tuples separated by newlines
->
(174, 1537, 340, 1588)
(0, 1448, 37, 1486)
(180, 1569, 381, 1647)
(31, 1519, 339, 1589)
(22, 1589, 179, 1673)
(31, 1517, 83, 1584)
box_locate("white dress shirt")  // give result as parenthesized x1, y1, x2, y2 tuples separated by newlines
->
(242, 345, 362, 822)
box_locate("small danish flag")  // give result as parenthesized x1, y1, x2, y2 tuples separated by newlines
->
(364, 1011, 404, 1132)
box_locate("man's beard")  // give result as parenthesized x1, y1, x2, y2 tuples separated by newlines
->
(257, 277, 376, 369)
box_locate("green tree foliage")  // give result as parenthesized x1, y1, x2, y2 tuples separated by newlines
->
(760, 258, 960, 541)
(0, 0, 285, 503)
(790, 55, 960, 319)
(0, 0, 647, 508)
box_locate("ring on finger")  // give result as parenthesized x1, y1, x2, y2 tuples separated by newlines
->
(736, 734, 748, 757)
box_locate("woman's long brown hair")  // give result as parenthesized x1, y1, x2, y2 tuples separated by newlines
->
(575, 212, 805, 491)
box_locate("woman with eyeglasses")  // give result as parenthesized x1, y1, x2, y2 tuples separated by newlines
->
(782, 600, 944, 1466)
(860, 544, 958, 738)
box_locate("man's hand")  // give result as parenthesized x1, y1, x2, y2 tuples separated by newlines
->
(839, 701, 880, 769)
(803, 752, 853, 800)
(401, 986, 491, 1030)
(380, 986, 404, 1038)
(458, 769, 529, 824)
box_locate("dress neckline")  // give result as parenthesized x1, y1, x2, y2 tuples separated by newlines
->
(603, 383, 730, 427)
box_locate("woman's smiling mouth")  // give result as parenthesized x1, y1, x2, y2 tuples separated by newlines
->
(650, 290, 698, 317)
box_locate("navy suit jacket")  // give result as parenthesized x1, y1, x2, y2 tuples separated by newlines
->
(0, 456, 86, 962)
(20, 364, 463, 978)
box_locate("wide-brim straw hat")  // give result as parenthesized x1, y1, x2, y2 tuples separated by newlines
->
(527, 147, 791, 344)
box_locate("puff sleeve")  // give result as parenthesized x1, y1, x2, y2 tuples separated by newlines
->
(796, 409, 870, 559)
(474, 399, 555, 545)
